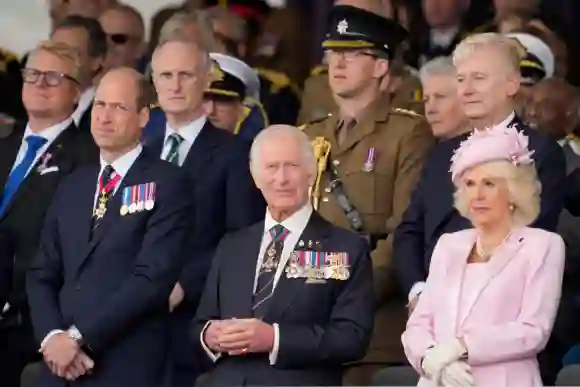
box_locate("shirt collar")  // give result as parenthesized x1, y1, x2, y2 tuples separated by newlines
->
(430, 25, 460, 48)
(99, 144, 143, 179)
(264, 203, 313, 237)
(560, 138, 580, 156)
(72, 86, 96, 125)
(24, 117, 73, 143)
(497, 111, 516, 128)
(165, 116, 207, 143)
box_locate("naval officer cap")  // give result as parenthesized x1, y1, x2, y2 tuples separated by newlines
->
(322, 5, 408, 58)
(206, 53, 261, 101)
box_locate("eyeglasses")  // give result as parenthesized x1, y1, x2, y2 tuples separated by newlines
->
(324, 50, 378, 63)
(108, 33, 137, 45)
(22, 68, 79, 87)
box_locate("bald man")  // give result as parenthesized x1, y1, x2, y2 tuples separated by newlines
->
(27, 68, 191, 387)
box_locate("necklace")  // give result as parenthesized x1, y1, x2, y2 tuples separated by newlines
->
(475, 230, 512, 259)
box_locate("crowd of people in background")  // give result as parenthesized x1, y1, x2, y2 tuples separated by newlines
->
(0, 0, 579, 386)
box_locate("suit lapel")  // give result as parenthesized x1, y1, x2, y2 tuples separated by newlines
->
(182, 122, 218, 179)
(458, 228, 525, 327)
(78, 152, 150, 270)
(232, 223, 264, 317)
(447, 230, 475, 335)
(265, 212, 333, 321)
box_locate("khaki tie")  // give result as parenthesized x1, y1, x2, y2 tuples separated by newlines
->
(336, 118, 357, 146)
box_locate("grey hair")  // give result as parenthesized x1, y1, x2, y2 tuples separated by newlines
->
(199, 6, 247, 43)
(152, 36, 213, 74)
(452, 32, 526, 73)
(158, 10, 222, 53)
(250, 125, 317, 180)
(419, 56, 457, 85)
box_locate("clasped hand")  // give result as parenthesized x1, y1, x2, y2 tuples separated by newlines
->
(204, 318, 274, 356)
(41, 333, 94, 381)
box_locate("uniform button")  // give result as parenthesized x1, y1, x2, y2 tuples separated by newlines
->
(332, 160, 340, 166)
(322, 197, 329, 202)
(324, 187, 331, 193)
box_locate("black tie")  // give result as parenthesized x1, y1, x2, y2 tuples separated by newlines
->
(252, 224, 288, 317)
(91, 165, 116, 233)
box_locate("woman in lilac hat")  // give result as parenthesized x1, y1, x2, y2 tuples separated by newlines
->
(401, 124, 565, 387)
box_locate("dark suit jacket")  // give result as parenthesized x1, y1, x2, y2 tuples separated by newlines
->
(0, 227, 13, 307)
(193, 211, 374, 386)
(145, 120, 265, 306)
(394, 117, 566, 295)
(0, 121, 97, 327)
(26, 150, 191, 387)
(78, 104, 92, 132)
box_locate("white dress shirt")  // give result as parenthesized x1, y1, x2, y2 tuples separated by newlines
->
(408, 111, 518, 302)
(40, 144, 143, 350)
(9, 117, 73, 177)
(160, 116, 206, 166)
(200, 203, 313, 365)
(429, 25, 460, 48)
(71, 86, 95, 127)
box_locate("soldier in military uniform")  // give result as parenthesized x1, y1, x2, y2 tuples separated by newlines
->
(301, 5, 435, 385)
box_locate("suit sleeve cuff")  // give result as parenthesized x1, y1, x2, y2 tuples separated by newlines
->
(40, 329, 65, 352)
(269, 323, 279, 365)
(408, 281, 425, 302)
(200, 321, 221, 363)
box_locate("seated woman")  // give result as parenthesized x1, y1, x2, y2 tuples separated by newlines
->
(401, 125, 565, 387)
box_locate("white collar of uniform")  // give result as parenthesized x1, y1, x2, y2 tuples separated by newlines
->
(24, 116, 73, 143)
(164, 116, 207, 144)
(264, 203, 313, 238)
(72, 86, 96, 125)
(99, 144, 143, 179)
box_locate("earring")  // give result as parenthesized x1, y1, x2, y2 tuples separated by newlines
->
(509, 204, 515, 212)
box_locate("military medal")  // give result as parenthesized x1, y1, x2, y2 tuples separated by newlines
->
(94, 191, 108, 219)
(136, 184, 145, 211)
(128, 185, 137, 213)
(120, 187, 130, 216)
(145, 182, 156, 210)
(363, 148, 376, 172)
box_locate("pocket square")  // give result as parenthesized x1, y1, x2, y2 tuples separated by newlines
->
(39, 166, 59, 175)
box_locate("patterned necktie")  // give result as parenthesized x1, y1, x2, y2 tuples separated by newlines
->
(164, 133, 184, 165)
(336, 118, 356, 146)
(0, 135, 47, 216)
(91, 165, 119, 233)
(252, 224, 289, 317)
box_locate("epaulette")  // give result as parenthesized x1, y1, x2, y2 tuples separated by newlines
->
(310, 64, 327, 77)
(298, 114, 332, 130)
(392, 108, 423, 118)
(255, 68, 299, 95)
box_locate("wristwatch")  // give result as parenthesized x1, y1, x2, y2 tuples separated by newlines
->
(67, 325, 84, 346)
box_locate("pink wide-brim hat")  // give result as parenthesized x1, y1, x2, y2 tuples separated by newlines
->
(450, 125, 535, 183)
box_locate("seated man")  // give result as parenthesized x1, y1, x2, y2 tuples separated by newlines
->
(204, 52, 267, 142)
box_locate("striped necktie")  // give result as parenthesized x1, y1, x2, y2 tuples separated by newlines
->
(164, 133, 184, 165)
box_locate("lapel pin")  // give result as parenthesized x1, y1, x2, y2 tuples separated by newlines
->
(308, 240, 313, 248)
(298, 240, 304, 247)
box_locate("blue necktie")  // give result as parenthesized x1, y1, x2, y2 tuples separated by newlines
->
(0, 135, 47, 216)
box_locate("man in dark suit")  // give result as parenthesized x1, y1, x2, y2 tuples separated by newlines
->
(193, 124, 374, 386)
(0, 40, 98, 387)
(26, 67, 190, 387)
(51, 15, 108, 132)
(393, 32, 566, 383)
(146, 36, 265, 387)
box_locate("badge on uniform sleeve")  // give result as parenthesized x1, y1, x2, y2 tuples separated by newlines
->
(362, 147, 376, 172)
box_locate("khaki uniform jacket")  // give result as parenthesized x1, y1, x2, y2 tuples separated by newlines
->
(302, 97, 435, 363)
(298, 69, 424, 125)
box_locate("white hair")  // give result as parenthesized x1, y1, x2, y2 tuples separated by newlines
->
(454, 160, 541, 227)
(419, 56, 456, 85)
(452, 32, 526, 73)
(250, 125, 317, 180)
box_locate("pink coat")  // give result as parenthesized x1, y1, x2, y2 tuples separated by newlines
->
(402, 227, 565, 387)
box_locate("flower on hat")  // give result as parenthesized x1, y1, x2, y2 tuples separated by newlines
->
(449, 123, 535, 182)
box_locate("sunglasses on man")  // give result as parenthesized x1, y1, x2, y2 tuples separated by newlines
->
(108, 33, 136, 45)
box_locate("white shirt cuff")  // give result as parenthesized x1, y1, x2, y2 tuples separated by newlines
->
(269, 323, 279, 365)
(40, 329, 65, 351)
(408, 281, 425, 302)
(200, 321, 221, 362)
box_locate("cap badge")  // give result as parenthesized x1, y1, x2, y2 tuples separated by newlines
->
(337, 19, 348, 34)
(212, 61, 225, 82)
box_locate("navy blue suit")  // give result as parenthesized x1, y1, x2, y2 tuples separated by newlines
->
(144, 118, 265, 386)
(26, 150, 191, 387)
(393, 117, 566, 296)
(0, 227, 13, 307)
(193, 211, 374, 386)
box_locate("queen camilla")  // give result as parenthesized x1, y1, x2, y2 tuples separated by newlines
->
(401, 124, 565, 387)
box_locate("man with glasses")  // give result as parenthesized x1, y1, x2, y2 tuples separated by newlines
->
(0, 40, 97, 387)
(146, 36, 265, 387)
(301, 4, 434, 385)
(51, 15, 108, 132)
(99, 4, 146, 71)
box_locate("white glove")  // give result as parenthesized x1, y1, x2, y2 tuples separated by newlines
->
(421, 339, 466, 380)
(440, 361, 475, 387)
